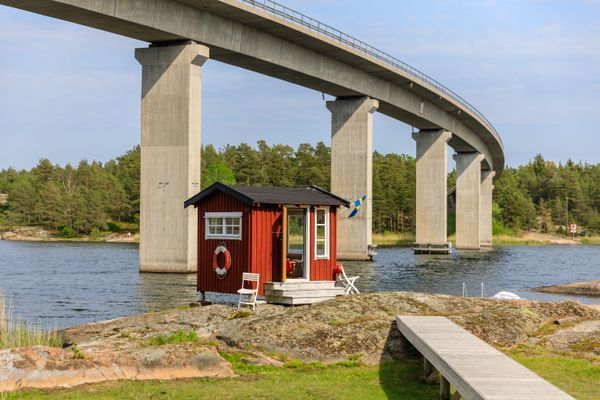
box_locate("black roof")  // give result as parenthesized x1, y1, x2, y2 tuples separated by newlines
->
(184, 182, 350, 208)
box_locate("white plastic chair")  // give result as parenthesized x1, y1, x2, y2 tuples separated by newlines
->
(237, 272, 260, 309)
(336, 266, 360, 295)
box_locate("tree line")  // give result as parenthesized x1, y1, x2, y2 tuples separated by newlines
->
(0, 143, 598, 236)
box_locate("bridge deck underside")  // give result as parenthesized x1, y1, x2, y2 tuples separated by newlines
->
(0, 0, 504, 175)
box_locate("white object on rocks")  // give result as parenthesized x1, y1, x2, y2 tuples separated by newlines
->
(492, 291, 522, 300)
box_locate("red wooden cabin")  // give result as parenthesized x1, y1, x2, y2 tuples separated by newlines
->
(184, 183, 350, 304)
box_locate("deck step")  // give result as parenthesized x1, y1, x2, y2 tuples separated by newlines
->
(264, 295, 338, 305)
(264, 281, 337, 291)
(264, 280, 344, 305)
(264, 288, 345, 298)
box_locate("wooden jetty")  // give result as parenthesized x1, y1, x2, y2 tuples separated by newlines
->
(396, 315, 575, 400)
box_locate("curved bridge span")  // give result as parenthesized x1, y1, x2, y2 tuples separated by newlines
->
(1, 0, 505, 267)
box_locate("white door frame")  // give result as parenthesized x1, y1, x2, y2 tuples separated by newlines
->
(285, 206, 310, 280)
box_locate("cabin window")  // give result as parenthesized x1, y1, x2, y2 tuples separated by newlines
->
(315, 208, 329, 259)
(205, 212, 242, 240)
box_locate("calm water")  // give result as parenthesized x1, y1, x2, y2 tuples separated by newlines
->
(0, 240, 598, 328)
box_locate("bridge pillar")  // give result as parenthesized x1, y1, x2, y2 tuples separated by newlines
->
(454, 152, 484, 250)
(135, 42, 209, 272)
(480, 170, 495, 247)
(412, 129, 452, 253)
(327, 97, 378, 260)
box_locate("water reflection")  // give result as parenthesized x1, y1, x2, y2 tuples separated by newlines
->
(138, 273, 197, 312)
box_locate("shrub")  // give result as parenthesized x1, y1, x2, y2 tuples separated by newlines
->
(90, 228, 104, 239)
(59, 226, 77, 238)
(106, 221, 121, 232)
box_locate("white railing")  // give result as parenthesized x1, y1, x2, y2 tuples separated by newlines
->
(236, 0, 499, 138)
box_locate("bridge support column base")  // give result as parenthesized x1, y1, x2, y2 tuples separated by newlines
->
(413, 129, 451, 251)
(480, 170, 495, 247)
(135, 42, 209, 273)
(454, 152, 484, 250)
(328, 97, 378, 261)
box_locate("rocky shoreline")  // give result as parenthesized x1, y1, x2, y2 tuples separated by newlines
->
(534, 280, 600, 298)
(0, 226, 138, 243)
(1, 291, 599, 392)
(3, 226, 597, 246)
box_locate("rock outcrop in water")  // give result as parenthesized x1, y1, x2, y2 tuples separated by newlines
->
(1, 292, 598, 392)
(533, 280, 600, 297)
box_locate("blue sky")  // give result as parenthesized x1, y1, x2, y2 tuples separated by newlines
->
(0, 0, 599, 170)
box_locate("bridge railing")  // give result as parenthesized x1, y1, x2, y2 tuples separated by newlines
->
(236, 0, 499, 138)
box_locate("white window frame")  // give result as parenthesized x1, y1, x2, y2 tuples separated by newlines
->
(204, 212, 243, 240)
(314, 207, 330, 259)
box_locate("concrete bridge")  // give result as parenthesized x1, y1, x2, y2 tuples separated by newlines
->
(1, 0, 504, 270)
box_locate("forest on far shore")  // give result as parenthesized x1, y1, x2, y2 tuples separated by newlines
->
(1, 141, 599, 237)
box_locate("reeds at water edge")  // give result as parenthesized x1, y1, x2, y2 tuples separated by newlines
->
(0, 289, 62, 349)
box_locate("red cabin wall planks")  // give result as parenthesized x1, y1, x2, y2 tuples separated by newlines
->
(250, 205, 283, 295)
(196, 191, 251, 295)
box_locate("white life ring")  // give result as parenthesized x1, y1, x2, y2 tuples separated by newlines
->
(213, 245, 231, 278)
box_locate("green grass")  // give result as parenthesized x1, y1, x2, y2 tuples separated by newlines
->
(6, 354, 438, 400)
(371, 231, 567, 247)
(0, 289, 62, 349)
(147, 330, 198, 346)
(492, 234, 551, 245)
(372, 232, 415, 247)
(226, 309, 255, 320)
(119, 330, 131, 339)
(581, 235, 600, 244)
(509, 347, 600, 400)
(71, 344, 86, 360)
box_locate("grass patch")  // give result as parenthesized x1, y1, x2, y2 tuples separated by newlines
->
(492, 234, 551, 245)
(118, 330, 131, 339)
(9, 357, 438, 399)
(372, 232, 414, 247)
(71, 344, 86, 360)
(147, 330, 198, 346)
(335, 353, 365, 368)
(532, 318, 582, 338)
(327, 316, 386, 327)
(227, 309, 255, 320)
(569, 336, 600, 354)
(581, 235, 600, 244)
(0, 289, 62, 349)
(283, 359, 327, 370)
(509, 346, 600, 400)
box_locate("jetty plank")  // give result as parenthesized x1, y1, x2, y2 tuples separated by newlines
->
(396, 315, 575, 400)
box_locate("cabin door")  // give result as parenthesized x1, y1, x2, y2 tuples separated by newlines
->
(286, 208, 309, 279)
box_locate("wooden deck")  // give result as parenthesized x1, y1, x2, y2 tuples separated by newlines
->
(396, 316, 574, 400)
